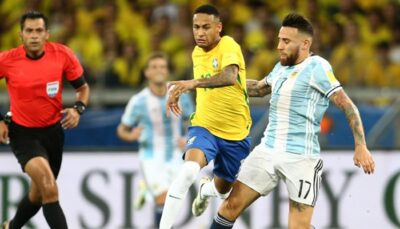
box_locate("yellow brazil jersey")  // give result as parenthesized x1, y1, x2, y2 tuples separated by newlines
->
(191, 36, 251, 140)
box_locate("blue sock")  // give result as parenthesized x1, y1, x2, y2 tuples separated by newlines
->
(210, 213, 235, 229)
(154, 205, 163, 228)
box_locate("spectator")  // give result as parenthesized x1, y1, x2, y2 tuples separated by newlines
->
(330, 20, 374, 86)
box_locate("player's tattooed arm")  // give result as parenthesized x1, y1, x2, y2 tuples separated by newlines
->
(247, 79, 271, 97)
(194, 64, 238, 88)
(330, 89, 375, 174)
(167, 64, 237, 102)
(329, 89, 366, 146)
(290, 200, 309, 213)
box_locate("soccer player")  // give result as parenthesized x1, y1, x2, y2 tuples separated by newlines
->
(209, 13, 375, 229)
(160, 4, 252, 229)
(117, 52, 194, 228)
(0, 11, 90, 229)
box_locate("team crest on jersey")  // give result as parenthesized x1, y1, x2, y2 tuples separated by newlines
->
(187, 136, 196, 145)
(212, 58, 218, 69)
(47, 81, 59, 98)
(290, 71, 299, 78)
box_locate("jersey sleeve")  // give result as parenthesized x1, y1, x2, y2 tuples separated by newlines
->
(265, 63, 280, 86)
(121, 96, 141, 126)
(62, 45, 84, 81)
(180, 93, 195, 120)
(220, 38, 241, 69)
(310, 59, 342, 98)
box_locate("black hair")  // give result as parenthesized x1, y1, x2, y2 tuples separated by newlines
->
(282, 13, 313, 36)
(20, 11, 48, 30)
(194, 4, 220, 18)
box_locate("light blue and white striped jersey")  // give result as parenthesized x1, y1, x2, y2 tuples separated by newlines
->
(260, 55, 341, 155)
(121, 88, 194, 161)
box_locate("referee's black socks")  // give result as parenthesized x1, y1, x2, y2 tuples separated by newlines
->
(43, 201, 68, 229)
(9, 194, 41, 229)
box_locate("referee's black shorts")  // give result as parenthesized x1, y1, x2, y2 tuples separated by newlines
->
(9, 121, 65, 178)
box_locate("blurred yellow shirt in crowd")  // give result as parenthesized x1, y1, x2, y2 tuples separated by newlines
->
(365, 60, 400, 88)
(247, 49, 278, 80)
(331, 43, 374, 86)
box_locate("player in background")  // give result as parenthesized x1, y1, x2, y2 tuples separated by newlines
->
(117, 52, 194, 228)
(209, 13, 375, 229)
(160, 4, 252, 229)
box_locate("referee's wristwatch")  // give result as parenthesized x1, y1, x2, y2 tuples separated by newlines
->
(73, 101, 86, 115)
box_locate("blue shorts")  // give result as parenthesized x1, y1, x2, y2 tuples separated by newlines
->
(185, 126, 251, 183)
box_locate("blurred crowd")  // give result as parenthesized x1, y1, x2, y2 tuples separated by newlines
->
(1, 0, 400, 89)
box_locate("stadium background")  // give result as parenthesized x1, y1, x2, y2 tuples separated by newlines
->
(0, 0, 400, 228)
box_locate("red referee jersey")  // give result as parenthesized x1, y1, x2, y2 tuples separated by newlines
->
(0, 42, 83, 127)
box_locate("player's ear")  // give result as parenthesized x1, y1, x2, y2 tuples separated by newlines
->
(302, 38, 312, 50)
(217, 22, 222, 33)
(45, 29, 50, 40)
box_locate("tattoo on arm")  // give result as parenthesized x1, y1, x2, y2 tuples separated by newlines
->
(246, 79, 271, 97)
(330, 90, 366, 146)
(290, 200, 309, 212)
(195, 65, 238, 88)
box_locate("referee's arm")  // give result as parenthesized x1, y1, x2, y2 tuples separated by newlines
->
(71, 76, 90, 106)
(61, 76, 90, 129)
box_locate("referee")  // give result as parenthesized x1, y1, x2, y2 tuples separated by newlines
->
(0, 11, 89, 229)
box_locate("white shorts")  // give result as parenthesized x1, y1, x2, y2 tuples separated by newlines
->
(140, 155, 182, 197)
(237, 145, 323, 206)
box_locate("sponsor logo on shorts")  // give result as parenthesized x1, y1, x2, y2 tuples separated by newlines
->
(187, 136, 196, 145)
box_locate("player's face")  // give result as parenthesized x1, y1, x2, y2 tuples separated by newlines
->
(193, 13, 222, 50)
(145, 58, 169, 85)
(277, 27, 302, 66)
(20, 18, 49, 56)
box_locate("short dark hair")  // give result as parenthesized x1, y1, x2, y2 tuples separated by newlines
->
(194, 4, 220, 18)
(282, 13, 313, 36)
(20, 11, 48, 30)
(145, 52, 170, 70)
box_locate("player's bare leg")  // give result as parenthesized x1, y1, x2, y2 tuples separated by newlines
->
(288, 199, 314, 229)
(210, 181, 260, 228)
(155, 191, 167, 205)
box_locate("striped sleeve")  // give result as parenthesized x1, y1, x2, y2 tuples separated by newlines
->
(310, 58, 341, 98)
(121, 95, 142, 126)
(265, 63, 280, 86)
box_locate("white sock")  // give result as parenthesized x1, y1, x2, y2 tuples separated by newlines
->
(200, 180, 217, 199)
(201, 179, 232, 199)
(159, 161, 200, 229)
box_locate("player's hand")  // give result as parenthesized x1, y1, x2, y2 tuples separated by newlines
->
(60, 108, 81, 129)
(166, 80, 197, 117)
(128, 126, 143, 142)
(0, 121, 9, 144)
(169, 80, 197, 94)
(166, 83, 182, 116)
(166, 93, 181, 117)
(353, 144, 375, 174)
